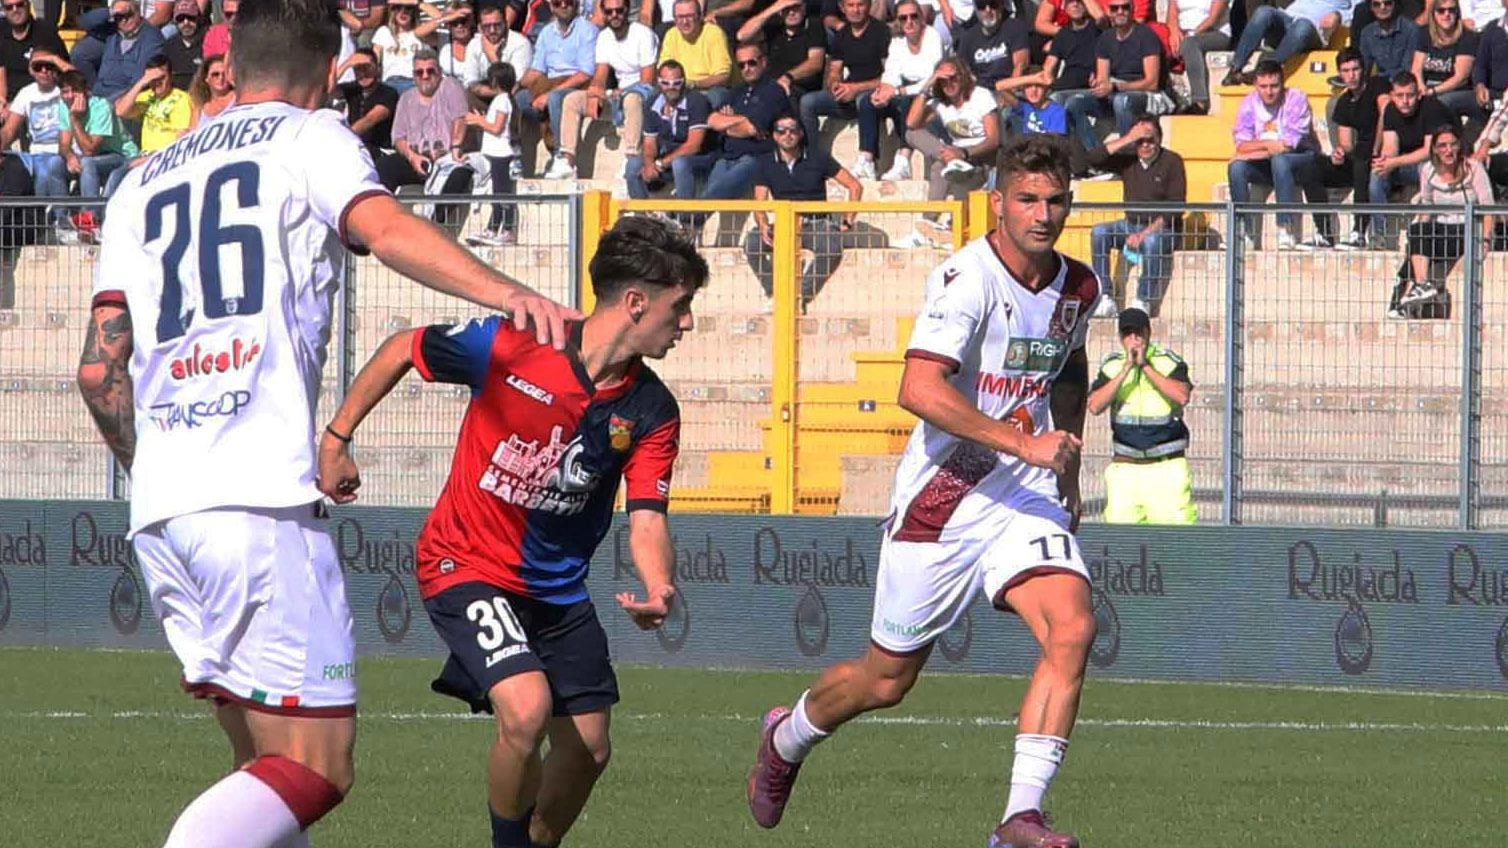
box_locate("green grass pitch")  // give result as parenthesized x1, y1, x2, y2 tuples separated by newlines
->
(1, 647, 1503, 846)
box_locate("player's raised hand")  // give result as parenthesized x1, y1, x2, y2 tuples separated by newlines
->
(503, 286, 585, 351)
(1020, 430, 1082, 475)
(616, 584, 677, 630)
(316, 431, 363, 504)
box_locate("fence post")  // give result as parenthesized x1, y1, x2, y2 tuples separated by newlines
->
(966, 190, 992, 241)
(1458, 201, 1482, 529)
(1223, 197, 1243, 525)
(567, 193, 583, 311)
(770, 201, 799, 515)
(578, 190, 612, 312)
(336, 243, 357, 402)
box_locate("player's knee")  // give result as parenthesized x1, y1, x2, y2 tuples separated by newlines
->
(492, 696, 551, 752)
(867, 667, 920, 709)
(1050, 608, 1098, 660)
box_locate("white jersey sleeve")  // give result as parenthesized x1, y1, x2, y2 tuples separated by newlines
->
(905, 258, 991, 370)
(291, 108, 389, 251)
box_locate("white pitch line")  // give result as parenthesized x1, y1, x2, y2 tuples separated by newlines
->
(5, 710, 1507, 734)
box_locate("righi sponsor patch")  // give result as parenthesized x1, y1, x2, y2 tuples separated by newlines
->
(1003, 336, 1066, 373)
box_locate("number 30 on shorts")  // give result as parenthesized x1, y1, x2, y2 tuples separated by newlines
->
(466, 596, 527, 651)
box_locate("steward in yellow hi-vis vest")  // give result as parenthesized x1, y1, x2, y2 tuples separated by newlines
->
(1086, 308, 1197, 524)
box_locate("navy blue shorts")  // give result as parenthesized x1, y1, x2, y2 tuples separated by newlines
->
(424, 582, 619, 717)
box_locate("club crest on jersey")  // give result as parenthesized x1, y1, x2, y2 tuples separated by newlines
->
(1049, 298, 1082, 340)
(609, 416, 634, 452)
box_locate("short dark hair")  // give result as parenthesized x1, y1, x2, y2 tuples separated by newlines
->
(1336, 47, 1362, 69)
(589, 216, 709, 301)
(734, 40, 765, 59)
(230, 0, 342, 93)
(1253, 59, 1284, 81)
(1391, 70, 1418, 89)
(995, 133, 1072, 194)
(658, 59, 685, 76)
(145, 53, 170, 70)
(486, 60, 515, 93)
(1131, 114, 1160, 136)
(59, 69, 88, 92)
(354, 46, 378, 62)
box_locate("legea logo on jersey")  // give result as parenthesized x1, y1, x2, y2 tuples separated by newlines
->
(168, 337, 261, 381)
(504, 373, 554, 405)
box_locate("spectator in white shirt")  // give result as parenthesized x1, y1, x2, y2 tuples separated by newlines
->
(900, 57, 1000, 245)
(372, 0, 446, 94)
(436, 3, 479, 83)
(466, 4, 534, 98)
(865, 0, 943, 181)
(464, 61, 522, 246)
(0, 50, 67, 213)
(547, 0, 658, 177)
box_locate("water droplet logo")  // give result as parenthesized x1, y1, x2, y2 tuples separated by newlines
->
(655, 592, 690, 653)
(0, 567, 11, 632)
(376, 574, 411, 644)
(938, 607, 973, 663)
(109, 568, 143, 635)
(794, 585, 829, 657)
(1088, 586, 1120, 668)
(1495, 617, 1508, 681)
(1334, 598, 1373, 675)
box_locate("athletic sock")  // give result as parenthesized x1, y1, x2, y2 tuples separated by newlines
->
(274, 833, 312, 848)
(1003, 734, 1069, 822)
(491, 805, 533, 848)
(772, 691, 830, 763)
(162, 767, 302, 848)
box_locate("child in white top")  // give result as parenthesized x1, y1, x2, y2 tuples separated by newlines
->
(465, 62, 521, 246)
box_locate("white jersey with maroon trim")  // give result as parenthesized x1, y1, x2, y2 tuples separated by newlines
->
(91, 101, 389, 536)
(889, 235, 1101, 544)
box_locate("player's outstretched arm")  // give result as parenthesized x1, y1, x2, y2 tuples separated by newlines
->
(76, 304, 136, 473)
(344, 194, 583, 350)
(614, 509, 678, 630)
(317, 329, 419, 504)
(898, 356, 1081, 475)
(1049, 347, 1090, 529)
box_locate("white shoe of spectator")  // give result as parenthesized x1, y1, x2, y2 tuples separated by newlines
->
(1334, 230, 1366, 251)
(1386, 306, 1406, 319)
(936, 212, 952, 230)
(895, 227, 936, 249)
(850, 156, 877, 180)
(881, 152, 912, 181)
(509, 158, 524, 180)
(1398, 280, 1440, 306)
(1276, 230, 1298, 250)
(1295, 233, 1333, 251)
(941, 158, 974, 178)
(1093, 298, 1118, 318)
(542, 154, 576, 180)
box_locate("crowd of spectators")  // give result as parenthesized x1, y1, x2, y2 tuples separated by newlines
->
(0, 0, 1502, 313)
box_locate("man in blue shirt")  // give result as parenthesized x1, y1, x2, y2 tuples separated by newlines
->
(1358, 0, 1420, 80)
(93, 0, 166, 102)
(515, 0, 598, 169)
(743, 115, 861, 309)
(626, 60, 716, 199)
(695, 42, 792, 224)
(996, 65, 1071, 135)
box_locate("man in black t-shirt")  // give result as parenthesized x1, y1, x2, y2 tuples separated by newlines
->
(1368, 71, 1454, 239)
(1063, 0, 1162, 153)
(1043, 0, 1100, 100)
(1323, 49, 1388, 248)
(954, 0, 1030, 96)
(160, 0, 205, 92)
(337, 49, 402, 172)
(0, 0, 66, 105)
(736, 0, 826, 101)
(796, 0, 887, 177)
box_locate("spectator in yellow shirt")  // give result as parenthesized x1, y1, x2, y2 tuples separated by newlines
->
(114, 54, 195, 154)
(659, 0, 732, 107)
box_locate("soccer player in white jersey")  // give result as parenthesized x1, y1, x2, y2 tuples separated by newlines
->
(747, 134, 1101, 848)
(74, 0, 579, 845)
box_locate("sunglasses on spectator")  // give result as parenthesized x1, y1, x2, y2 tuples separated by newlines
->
(111, 11, 133, 21)
(1436, 139, 1462, 148)
(659, 77, 685, 86)
(453, 17, 474, 24)
(480, 20, 503, 28)
(773, 124, 801, 134)
(896, 11, 920, 19)
(737, 58, 763, 68)
(1435, 4, 1458, 12)
(550, 0, 575, 7)
(414, 67, 440, 77)
(976, 1, 1001, 9)
(1370, 0, 1392, 6)
(1107, 3, 1131, 10)
(2, 2, 28, 9)
(29, 63, 55, 72)
(174, 13, 197, 21)
(208, 70, 225, 78)
(938, 75, 959, 84)
(602, 4, 626, 11)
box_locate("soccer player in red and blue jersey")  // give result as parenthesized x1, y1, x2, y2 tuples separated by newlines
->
(316, 216, 707, 848)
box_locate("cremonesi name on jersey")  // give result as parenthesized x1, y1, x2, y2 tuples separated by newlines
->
(479, 424, 595, 516)
(139, 115, 291, 185)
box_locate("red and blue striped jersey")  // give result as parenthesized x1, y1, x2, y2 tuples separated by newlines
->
(412, 317, 679, 603)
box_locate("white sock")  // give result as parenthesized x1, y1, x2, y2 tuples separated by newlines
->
(1002, 734, 1068, 821)
(162, 769, 302, 848)
(772, 691, 830, 763)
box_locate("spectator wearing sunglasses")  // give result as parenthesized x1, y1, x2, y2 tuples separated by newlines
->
(372, 0, 451, 94)
(798, 0, 887, 178)
(1086, 116, 1186, 315)
(1412, 0, 1486, 131)
(160, 0, 205, 90)
(546, 0, 658, 178)
(516, 0, 599, 168)
(0, 0, 66, 108)
(626, 59, 714, 199)
(953, 0, 1030, 104)
(433, 3, 480, 83)
(202, 0, 234, 59)
(696, 42, 792, 216)
(335, 47, 401, 155)
(1346, 0, 1422, 50)
(92, 0, 166, 102)
(744, 116, 861, 309)
(865, 0, 942, 180)
(1355, 0, 1419, 81)
(735, 0, 825, 102)
(0, 50, 67, 212)
(113, 52, 189, 154)
(898, 57, 998, 246)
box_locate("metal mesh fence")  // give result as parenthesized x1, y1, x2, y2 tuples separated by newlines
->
(344, 195, 578, 507)
(1477, 206, 1508, 528)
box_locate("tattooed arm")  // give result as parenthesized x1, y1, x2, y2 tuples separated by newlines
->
(77, 304, 136, 472)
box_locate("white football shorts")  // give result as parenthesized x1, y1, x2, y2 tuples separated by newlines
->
(132, 504, 357, 715)
(870, 497, 1091, 654)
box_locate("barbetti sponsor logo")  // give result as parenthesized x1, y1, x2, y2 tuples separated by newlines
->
(168, 338, 261, 381)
